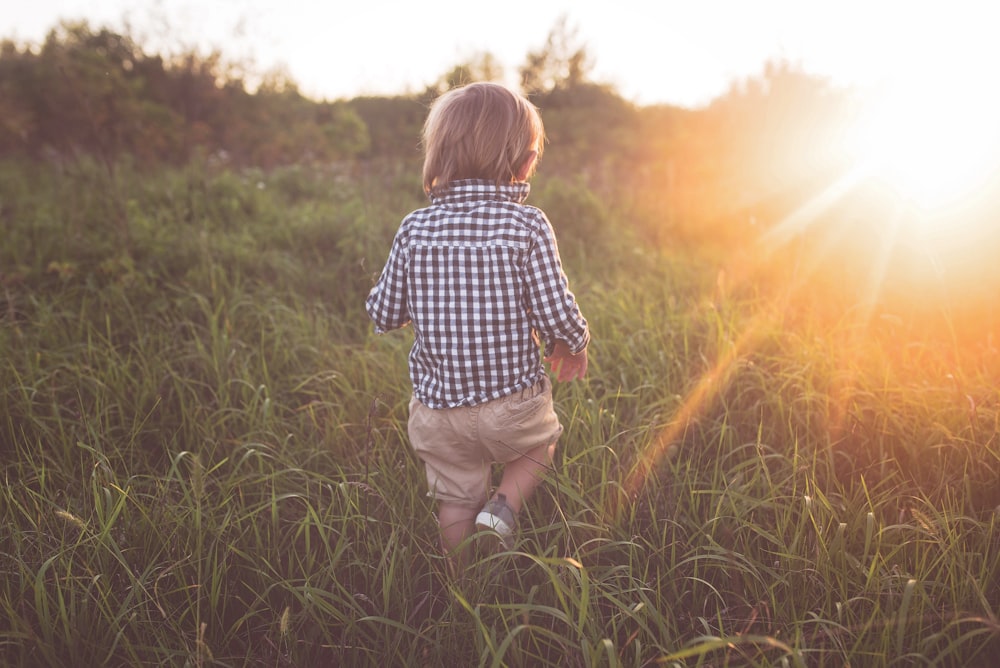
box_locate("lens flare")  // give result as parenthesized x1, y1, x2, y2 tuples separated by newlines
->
(844, 73, 1000, 215)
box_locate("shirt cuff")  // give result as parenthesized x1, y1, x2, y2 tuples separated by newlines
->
(543, 328, 589, 357)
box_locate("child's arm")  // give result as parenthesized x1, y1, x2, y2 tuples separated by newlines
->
(544, 340, 588, 382)
(365, 228, 410, 333)
(524, 212, 590, 375)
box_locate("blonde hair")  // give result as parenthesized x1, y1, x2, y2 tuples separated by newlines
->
(422, 82, 545, 195)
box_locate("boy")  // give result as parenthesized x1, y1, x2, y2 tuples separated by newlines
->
(365, 82, 589, 565)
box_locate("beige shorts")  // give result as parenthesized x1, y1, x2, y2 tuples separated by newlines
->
(407, 375, 563, 508)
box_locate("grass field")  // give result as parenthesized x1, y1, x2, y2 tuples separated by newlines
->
(2, 158, 999, 666)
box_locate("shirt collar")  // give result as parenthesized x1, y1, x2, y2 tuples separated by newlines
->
(429, 179, 530, 206)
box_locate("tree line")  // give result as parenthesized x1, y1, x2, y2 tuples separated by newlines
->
(1, 19, 857, 241)
(0, 22, 371, 167)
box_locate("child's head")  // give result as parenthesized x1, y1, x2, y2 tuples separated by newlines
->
(422, 82, 545, 195)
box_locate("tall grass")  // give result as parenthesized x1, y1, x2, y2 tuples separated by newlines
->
(2, 158, 998, 666)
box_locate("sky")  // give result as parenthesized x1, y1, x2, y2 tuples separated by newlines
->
(4, 0, 999, 107)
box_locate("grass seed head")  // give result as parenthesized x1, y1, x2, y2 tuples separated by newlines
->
(55, 509, 87, 531)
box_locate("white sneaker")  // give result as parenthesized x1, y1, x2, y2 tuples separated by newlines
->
(475, 493, 516, 549)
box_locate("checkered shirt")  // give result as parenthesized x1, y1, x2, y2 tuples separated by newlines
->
(366, 179, 589, 409)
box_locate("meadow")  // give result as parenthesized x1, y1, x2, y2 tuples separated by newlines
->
(2, 157, 999, 667)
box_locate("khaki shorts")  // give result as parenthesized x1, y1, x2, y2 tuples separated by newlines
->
(408, 375, 563, 508)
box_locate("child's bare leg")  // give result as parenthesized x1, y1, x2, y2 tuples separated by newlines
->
(493, 440, 556, 512)
(437, 502, 478, 566)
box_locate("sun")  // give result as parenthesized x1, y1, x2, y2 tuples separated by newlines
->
(763, 64, 1000, 251)
(761, 49, 1000, 304)
(843, 68, 1000, 217)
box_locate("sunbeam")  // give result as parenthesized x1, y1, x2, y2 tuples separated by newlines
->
(621, 315, 768, 506)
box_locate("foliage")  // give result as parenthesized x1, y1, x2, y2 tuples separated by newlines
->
(2, 18, 1000, 665)
(427, 51, 507, 96)
(2, 160, 999, 666)
(345, 96, 426, 161)
(697, 60, 854, 226)
(533, 83, 640, 187)
(0, 21, 369, 168)
(519, 15, 594, 97)
(0, 18, 871, 255)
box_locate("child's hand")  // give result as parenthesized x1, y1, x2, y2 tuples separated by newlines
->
(544, 341, 588, 382)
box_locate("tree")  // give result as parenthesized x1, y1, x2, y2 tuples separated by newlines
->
(0, 20, 372, 168)
(346, 96, 425, 160)
(428, 51, 505, 96)
(0, 41, 36, 155)
(519, 15, 593, 96)
(533, 83, 637, 186)
(21, 23, 148, 160)
(681, 58, 853, 237)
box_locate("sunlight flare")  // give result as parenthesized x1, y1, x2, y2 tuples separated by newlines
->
(622, 316, 766, 503)
(844, 69, 1000, 216)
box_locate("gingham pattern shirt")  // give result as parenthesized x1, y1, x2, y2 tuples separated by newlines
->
(366, 179, 589, 409)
